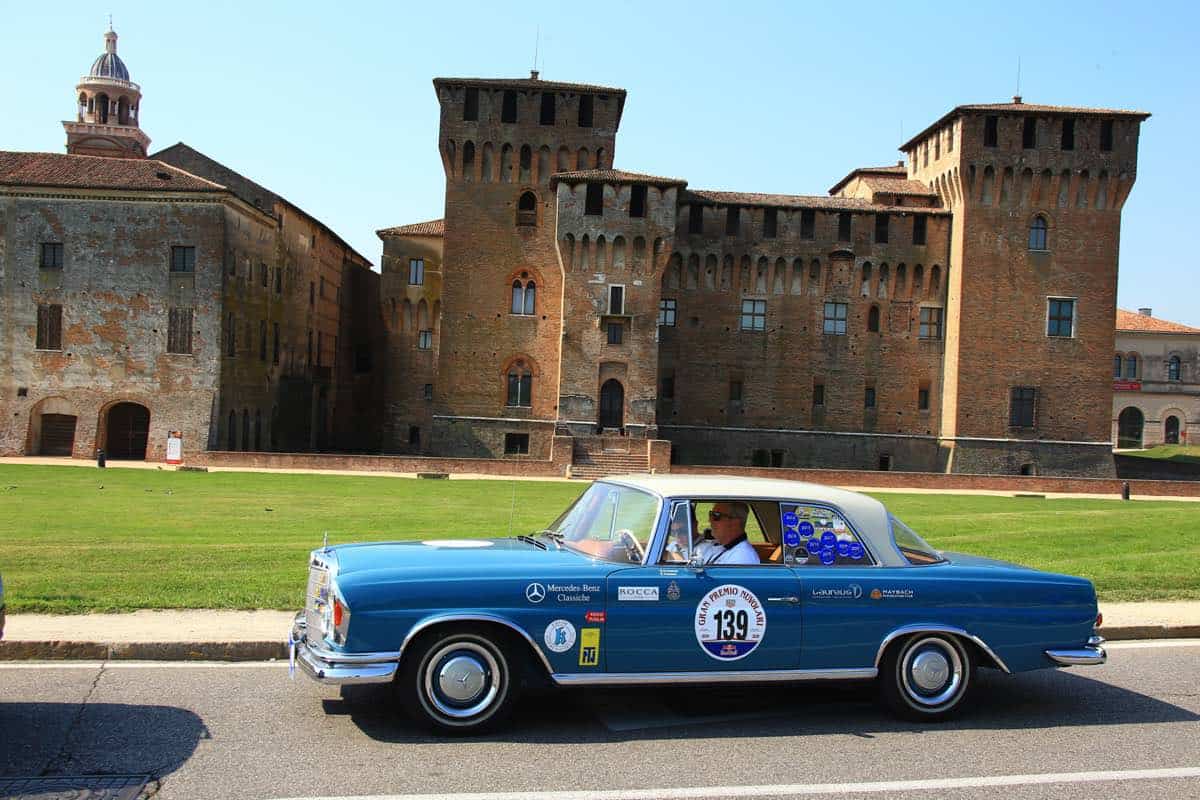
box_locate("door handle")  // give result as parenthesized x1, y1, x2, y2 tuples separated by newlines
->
(767, 596, 800, 604)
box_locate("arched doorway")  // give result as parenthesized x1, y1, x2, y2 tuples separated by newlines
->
(1117, 406, 1144, 450)
(1165, 415, 1181, 445)
(105, 402, 150, 459)
(28, 397, 78, 456)
(599, 379, 624, 431)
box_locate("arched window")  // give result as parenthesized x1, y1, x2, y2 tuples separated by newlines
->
(877, 263, 889, 299)
(860, 262, 872, 297)
(1029, 216, 1048, 250)
(519, 145, 531, 182)
(1114, 354, 1123, 378)
(1125, 354, 1138, 380)
(868, 305, 880, 333)
(517, 191, 537, 226)
(506, 360, 533, 407)
(1165, 415, 1181, 445)
(1168, 355, 1182, 381)
(462, 141, 475, 181)
(97, 93, 109, 124)
(511, 275, 536, 315)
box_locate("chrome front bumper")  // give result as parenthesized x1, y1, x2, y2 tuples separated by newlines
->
(289, 612, 399, 685)
(1045, 635, 1107, 666)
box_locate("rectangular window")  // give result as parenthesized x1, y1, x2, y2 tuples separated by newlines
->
(272, 322, 280, 364)
(662, 375, 675, 400)
(423, 383, 433, 401)
(874, 213, 889, 244)
(770, 450, 784, 468)
(865, 386, 876, 408)
(823, 302, 847, 335)
(539, 92, 556, 125)
(658, 298, 677, 327)
(507, 372, 532, 407)
(463, 87, 479, 121)
(306, 329, 312, 364)
(258, 320, 267, 361)
(1100, 119, 1114, 152)
(837, 212, 852, 242)
(740, 299, 766, 331)
(227, 313, 237, 357)
(688, 204, 704, 234)
(919, 306, 943, 339)
(800, 209, 815, 239)
(36, 304, 63, 350)
(1061, 118, 1075, 151)
(1010, 387, 1036, 428)
(40, 242, 64, 270)
(409, 425, 421, 446)
(1023, 116, 1037, 149)
(1047, 298, 1075, 337)
(913, 215, 926, 245)
(408, 258, 424, 285)
(309, 282, 315, 307)
(316, 332, 323, 366)
(578, 94, 594, 128)
(504, 433, 530, 455)
(585, 183, 603, 215)
(984, 115, 998, 147)
(629, 184, 647, 218)
(418, 329, 433, 350)
(167, 308, 193, 354)
(170, 246, 196, 273)
(319, 277, 326, 298)
(607, 322, 623, 344)
(274, 266, 282, 294)
(812, 383, 825, 407)
(501, 90, 517, 123)
(763, 208, 777, 238)
(725, 206, 740, 236)
(918, 386, 930, 411)
(729, 379, 743, 403)
(609, 285, 624, 315)
(257, 263, 266, 287)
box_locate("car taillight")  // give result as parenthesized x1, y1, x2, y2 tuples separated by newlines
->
(333, 598, 345, 628)
(1096, 612, 1103, 629)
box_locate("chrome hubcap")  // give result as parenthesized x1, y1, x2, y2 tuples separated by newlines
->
(900, 637, 964, 708)
(910, 650, 950, 692)
(438, 654, 487, 702)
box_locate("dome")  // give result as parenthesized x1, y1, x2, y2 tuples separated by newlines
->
(90, 52, 130, 81)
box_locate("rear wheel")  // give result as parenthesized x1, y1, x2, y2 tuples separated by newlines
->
(879, 633, 974, 721)
(397, 627, 520, 734)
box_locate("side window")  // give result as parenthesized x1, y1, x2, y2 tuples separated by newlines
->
(661, 501, 696, 564)
(779, 503, 872, 566)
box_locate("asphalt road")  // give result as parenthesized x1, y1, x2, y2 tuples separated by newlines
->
(1, 640, 1198, 800)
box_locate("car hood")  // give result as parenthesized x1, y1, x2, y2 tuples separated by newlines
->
(329, 538, 598, 576)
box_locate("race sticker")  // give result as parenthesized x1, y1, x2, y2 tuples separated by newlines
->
(694, 584, 767, 661)
(798, 521, 815, 538)
(820, 531, 837, 548)
(579, 628, 600, 666)
(544, 619, 577, 653)
(781, 511, 799, 528)
(782, 528, 801, 548)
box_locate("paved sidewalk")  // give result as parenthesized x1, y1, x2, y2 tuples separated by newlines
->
(2, 602, 1198, 661)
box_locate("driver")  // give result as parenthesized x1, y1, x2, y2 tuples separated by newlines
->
(694, 502, 760, 565)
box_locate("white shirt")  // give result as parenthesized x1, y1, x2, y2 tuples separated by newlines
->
(696, 536, 761, 565)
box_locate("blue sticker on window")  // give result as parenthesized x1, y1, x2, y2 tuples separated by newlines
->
(807, 539, 822, 555)
(837, 541, 851, 557)
(849, 543, 864, 560)
(798, 521, 814, 537)
(820, 547, 836, 565)
(782, 511, 799, 528)
(821, 531, 837, 548)
(783, 528, 801, 548)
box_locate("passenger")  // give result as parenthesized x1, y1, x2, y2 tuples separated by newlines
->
(664, 503, 699, 562)
(694, 502, 760, 565)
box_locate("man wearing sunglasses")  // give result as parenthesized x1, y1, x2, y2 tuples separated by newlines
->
(694, 502, 760, 565)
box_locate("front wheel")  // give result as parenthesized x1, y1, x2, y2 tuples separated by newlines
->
(878, 633, 974, 721)
(397, 628, 520, 734)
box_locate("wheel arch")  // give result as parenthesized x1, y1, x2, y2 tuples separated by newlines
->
(875, 624, 1010, 673)
(398, 613, 553, 680)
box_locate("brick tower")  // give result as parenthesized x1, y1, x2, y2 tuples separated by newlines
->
(904, 98, 1150, 475)
(63, 27, 150, 158)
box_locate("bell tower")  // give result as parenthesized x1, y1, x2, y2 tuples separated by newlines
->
(63, 27, 150, 158)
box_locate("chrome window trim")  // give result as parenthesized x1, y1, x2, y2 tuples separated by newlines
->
(874, 624, 1011, 674)
(561, 481, 663, 567)
(552, 667, 878, 686)
(398, 612, 555, 676)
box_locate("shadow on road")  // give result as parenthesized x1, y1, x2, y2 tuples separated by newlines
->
(331, 668, 1200, 744)
(0, 702, 208, 779)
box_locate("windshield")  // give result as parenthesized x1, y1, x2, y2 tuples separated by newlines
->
(889, 515, 946, 565)
(545, 482, 660, 564)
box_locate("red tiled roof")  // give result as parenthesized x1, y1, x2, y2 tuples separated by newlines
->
(684, 189, 948, 215)
(828, 164, 909, 195)
(550, 169, 686, 189)
(900, 101, 1151, 151)
(433, 76, 625, 95)
(0, 151, 226, 192)
(1116, 308, 1200, 334)
(859, 176, 937, 197)
(376, 218, 444, 238)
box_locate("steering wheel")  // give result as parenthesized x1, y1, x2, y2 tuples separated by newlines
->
(614, 529, 645, 563)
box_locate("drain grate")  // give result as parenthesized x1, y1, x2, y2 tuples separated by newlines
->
(0, 774, 149, 800)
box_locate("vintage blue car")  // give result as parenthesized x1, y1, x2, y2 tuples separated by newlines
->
(289, 475, 1105, 733)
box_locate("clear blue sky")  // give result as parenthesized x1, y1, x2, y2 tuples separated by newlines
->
(7, 0, 1198, 326)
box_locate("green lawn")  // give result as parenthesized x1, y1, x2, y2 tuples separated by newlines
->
(0, 465, 1196, 612)
(1120, 445, 1200, 465)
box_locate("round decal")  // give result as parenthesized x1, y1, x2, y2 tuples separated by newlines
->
(849, 543, 864, 560)
(806, 539, 822, 555)
(783, 528, 801, 548)
(820, 547, 836, 565)
(420, 540, 493, 548)
(836, 541, 851, 557)
(798, 521, 815, 538)
(694, 584, 767, 661)
(820, 531, 837, 548)
(782, 511, 799, 528)
(544, 619, 577, 653)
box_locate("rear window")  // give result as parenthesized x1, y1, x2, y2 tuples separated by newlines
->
(890, 515, 945, 565)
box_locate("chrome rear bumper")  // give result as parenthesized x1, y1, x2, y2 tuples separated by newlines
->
(289, 612, 399, 685)
(1045, 635, 1106, 666)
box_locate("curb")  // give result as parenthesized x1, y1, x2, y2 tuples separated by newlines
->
(2, 626, 1198, 661)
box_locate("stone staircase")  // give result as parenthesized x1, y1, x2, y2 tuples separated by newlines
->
(570, 437, 650, 480)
